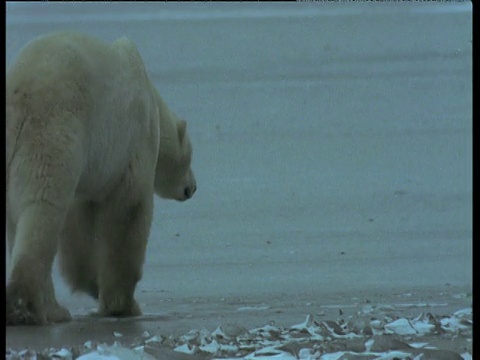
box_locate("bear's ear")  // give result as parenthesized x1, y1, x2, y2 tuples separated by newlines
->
(177, 120, 187, 144)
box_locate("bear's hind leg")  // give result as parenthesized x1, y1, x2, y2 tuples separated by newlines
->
(6, 117, 82, 325)
(7, 202, 72, 325)
(59, 201, 99, 299)
(96, 194, 153, 317)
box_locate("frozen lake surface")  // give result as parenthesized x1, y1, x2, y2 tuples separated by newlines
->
(6, 2, 472, 358)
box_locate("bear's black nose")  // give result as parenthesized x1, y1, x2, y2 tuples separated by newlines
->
(184, 185, 196, 199)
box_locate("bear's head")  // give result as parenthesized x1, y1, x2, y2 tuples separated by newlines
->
(154, 118, 196, 202)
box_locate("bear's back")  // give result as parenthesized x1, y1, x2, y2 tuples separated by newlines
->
(6, 32, 160, 202)
(6, 32, 124, 117)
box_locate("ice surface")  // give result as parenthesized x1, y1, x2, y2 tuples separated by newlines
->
(5, 308, 471, 359)
(6, 0, 471, 314)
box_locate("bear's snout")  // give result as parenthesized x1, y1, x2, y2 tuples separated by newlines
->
(184, 184, 196, 199)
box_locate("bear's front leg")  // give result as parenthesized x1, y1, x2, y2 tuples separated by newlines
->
(95, 195, 153, 317)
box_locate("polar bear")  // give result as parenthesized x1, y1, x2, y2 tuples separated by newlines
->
(6, 32, 196, 325)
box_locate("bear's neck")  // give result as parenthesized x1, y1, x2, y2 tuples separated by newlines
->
(155, 87, 179, 156)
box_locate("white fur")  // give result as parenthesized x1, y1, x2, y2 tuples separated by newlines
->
(6, 32, 196, 325)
